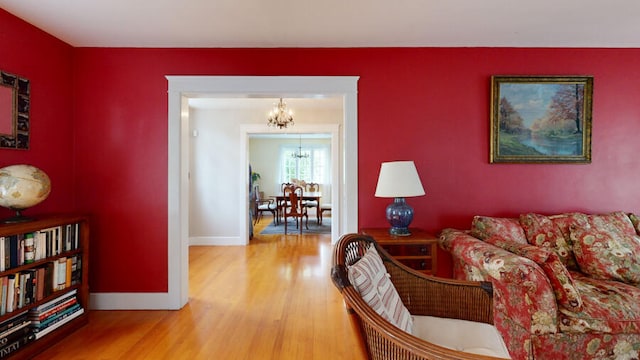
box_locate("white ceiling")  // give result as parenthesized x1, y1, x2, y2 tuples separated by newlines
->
(1, 0, 640, 48)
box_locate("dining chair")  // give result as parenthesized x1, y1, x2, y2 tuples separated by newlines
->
(319, 203, 331, 225)
(278, 182, 294, 223)
(283, 185, 309, 235)
(254, 190, 277, 225)
(304, 182, 320, 224)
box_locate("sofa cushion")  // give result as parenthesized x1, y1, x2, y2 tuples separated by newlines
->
(412, 315, 511, 359)
(570, 212, 640, 285)
(347, 245, 413, 333)
(471, 216, 528, 244)
(559, 273, 640, 334)
(484, 236, 583, 312)
(520, 213, 579, 270)
(549, 212, 589, 243)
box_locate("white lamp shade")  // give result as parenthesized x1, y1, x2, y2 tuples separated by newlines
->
(374, 161, 425, 198)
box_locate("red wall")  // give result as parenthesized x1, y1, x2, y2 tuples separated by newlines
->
(0, 10, 75, 217)
(3, 10, 640, 290)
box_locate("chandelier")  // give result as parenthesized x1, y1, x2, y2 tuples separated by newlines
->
(292, 135, 309, 159)
(267, 98, 294, 129)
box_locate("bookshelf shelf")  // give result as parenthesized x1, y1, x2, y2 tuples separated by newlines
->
(0, 214, 89, 359)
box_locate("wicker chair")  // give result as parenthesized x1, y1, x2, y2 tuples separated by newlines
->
(331, 233, 509, 360)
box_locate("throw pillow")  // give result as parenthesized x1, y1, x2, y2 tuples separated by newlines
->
(484, 236, 550, 263)
(347, 245, 413, 333)
(570, 212, 640, 285)
(539, 252, 583, 311)
(548, 213, 589, 242)
(471, 216, 528, 244)
(520, 213, 579, 270)
(628, 213, 640, 235)
(484, 236, 583, 311)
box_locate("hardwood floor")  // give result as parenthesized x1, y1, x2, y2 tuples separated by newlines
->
(32, 215, 365, 359)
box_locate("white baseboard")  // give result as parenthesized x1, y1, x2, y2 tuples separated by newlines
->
(189, 236, 243, 246)
(90, 292, 181, 310)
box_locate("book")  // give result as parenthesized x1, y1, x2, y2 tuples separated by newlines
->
(23, 270, 37, 307)
(0, 311, 28, 334)
(0, 320, 31, 342)
(71, 255, 82, 285)
(55, 226, 62, 256)
(65, 257, 72, 288)
(33, 232, 43, 261)
(43, 262, 54, 298)
(0, 237, 4, 272)
(3, 239, 8, 273)
(51, 260, 58, 293)
(0, 277, 6, 316)
(8, 236, 18, 269)
(23, 233, 34, 264)
(64, 224, 72, 252)
(56, 257, 67, 291)
(17, 273, 26, 309)
(6, 275, 14, 313)
(0, 330, 35, 358)
(32, 289, 77, 313)
(35, 267, 45, 301)
(40, 228, 52, 258)
(33, 303, 81, 330)
(73, 223, 80, 249)
(36, 230, 47, 261)
(34, 307, 84, 339)
(17, 234, 24, 267)
(30, 296, 77, 323)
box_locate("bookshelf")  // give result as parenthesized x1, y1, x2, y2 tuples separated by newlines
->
(0, 214, 89, 359)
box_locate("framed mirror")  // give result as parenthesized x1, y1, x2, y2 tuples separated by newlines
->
(0, 70, 30, 150)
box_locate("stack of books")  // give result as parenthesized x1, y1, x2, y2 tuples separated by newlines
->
(0, 311, 34, 358)
(28, 289, 84, 340)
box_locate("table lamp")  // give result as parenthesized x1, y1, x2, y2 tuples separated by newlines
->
(374, 161, 425, 236)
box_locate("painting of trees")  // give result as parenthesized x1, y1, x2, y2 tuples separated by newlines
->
(499, 97, 527, 134)
(490, 76, 593, 163)
(546, 84, 584, 133)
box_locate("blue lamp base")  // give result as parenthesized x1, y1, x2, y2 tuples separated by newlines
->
(385, 197, 414, 236)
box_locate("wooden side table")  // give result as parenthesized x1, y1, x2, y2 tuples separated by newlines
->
(360, 228, 438, 275)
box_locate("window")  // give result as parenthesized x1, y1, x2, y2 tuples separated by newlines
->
(280, 143, 330, 184)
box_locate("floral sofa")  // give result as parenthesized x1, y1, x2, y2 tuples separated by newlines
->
(439, 211, 640, 360)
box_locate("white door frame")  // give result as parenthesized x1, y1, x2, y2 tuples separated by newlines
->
(166, 76, 360, 309)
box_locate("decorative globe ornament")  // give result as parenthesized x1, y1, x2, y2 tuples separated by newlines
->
(0, 164, 51, 223)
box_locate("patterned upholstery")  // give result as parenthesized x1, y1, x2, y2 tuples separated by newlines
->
(439, 212, 640, 360)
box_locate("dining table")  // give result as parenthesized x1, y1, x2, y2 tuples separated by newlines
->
(270, 192, 322, 225)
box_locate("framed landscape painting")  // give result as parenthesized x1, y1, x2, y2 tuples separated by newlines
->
(490, 75, 593, 163)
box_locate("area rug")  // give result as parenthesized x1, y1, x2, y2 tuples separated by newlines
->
(260, 218, 331, 235)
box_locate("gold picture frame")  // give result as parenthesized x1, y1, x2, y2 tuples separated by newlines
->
(490, 75, 593, 163)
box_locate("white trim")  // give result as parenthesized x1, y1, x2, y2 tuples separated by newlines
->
(91, 76, 359, 310)
(189, 236, 241, 246)
(90, 293, 177, 310)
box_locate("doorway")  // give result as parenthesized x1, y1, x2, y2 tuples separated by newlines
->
(246, 127, 339, 238)
(167, 76, 359, 309)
